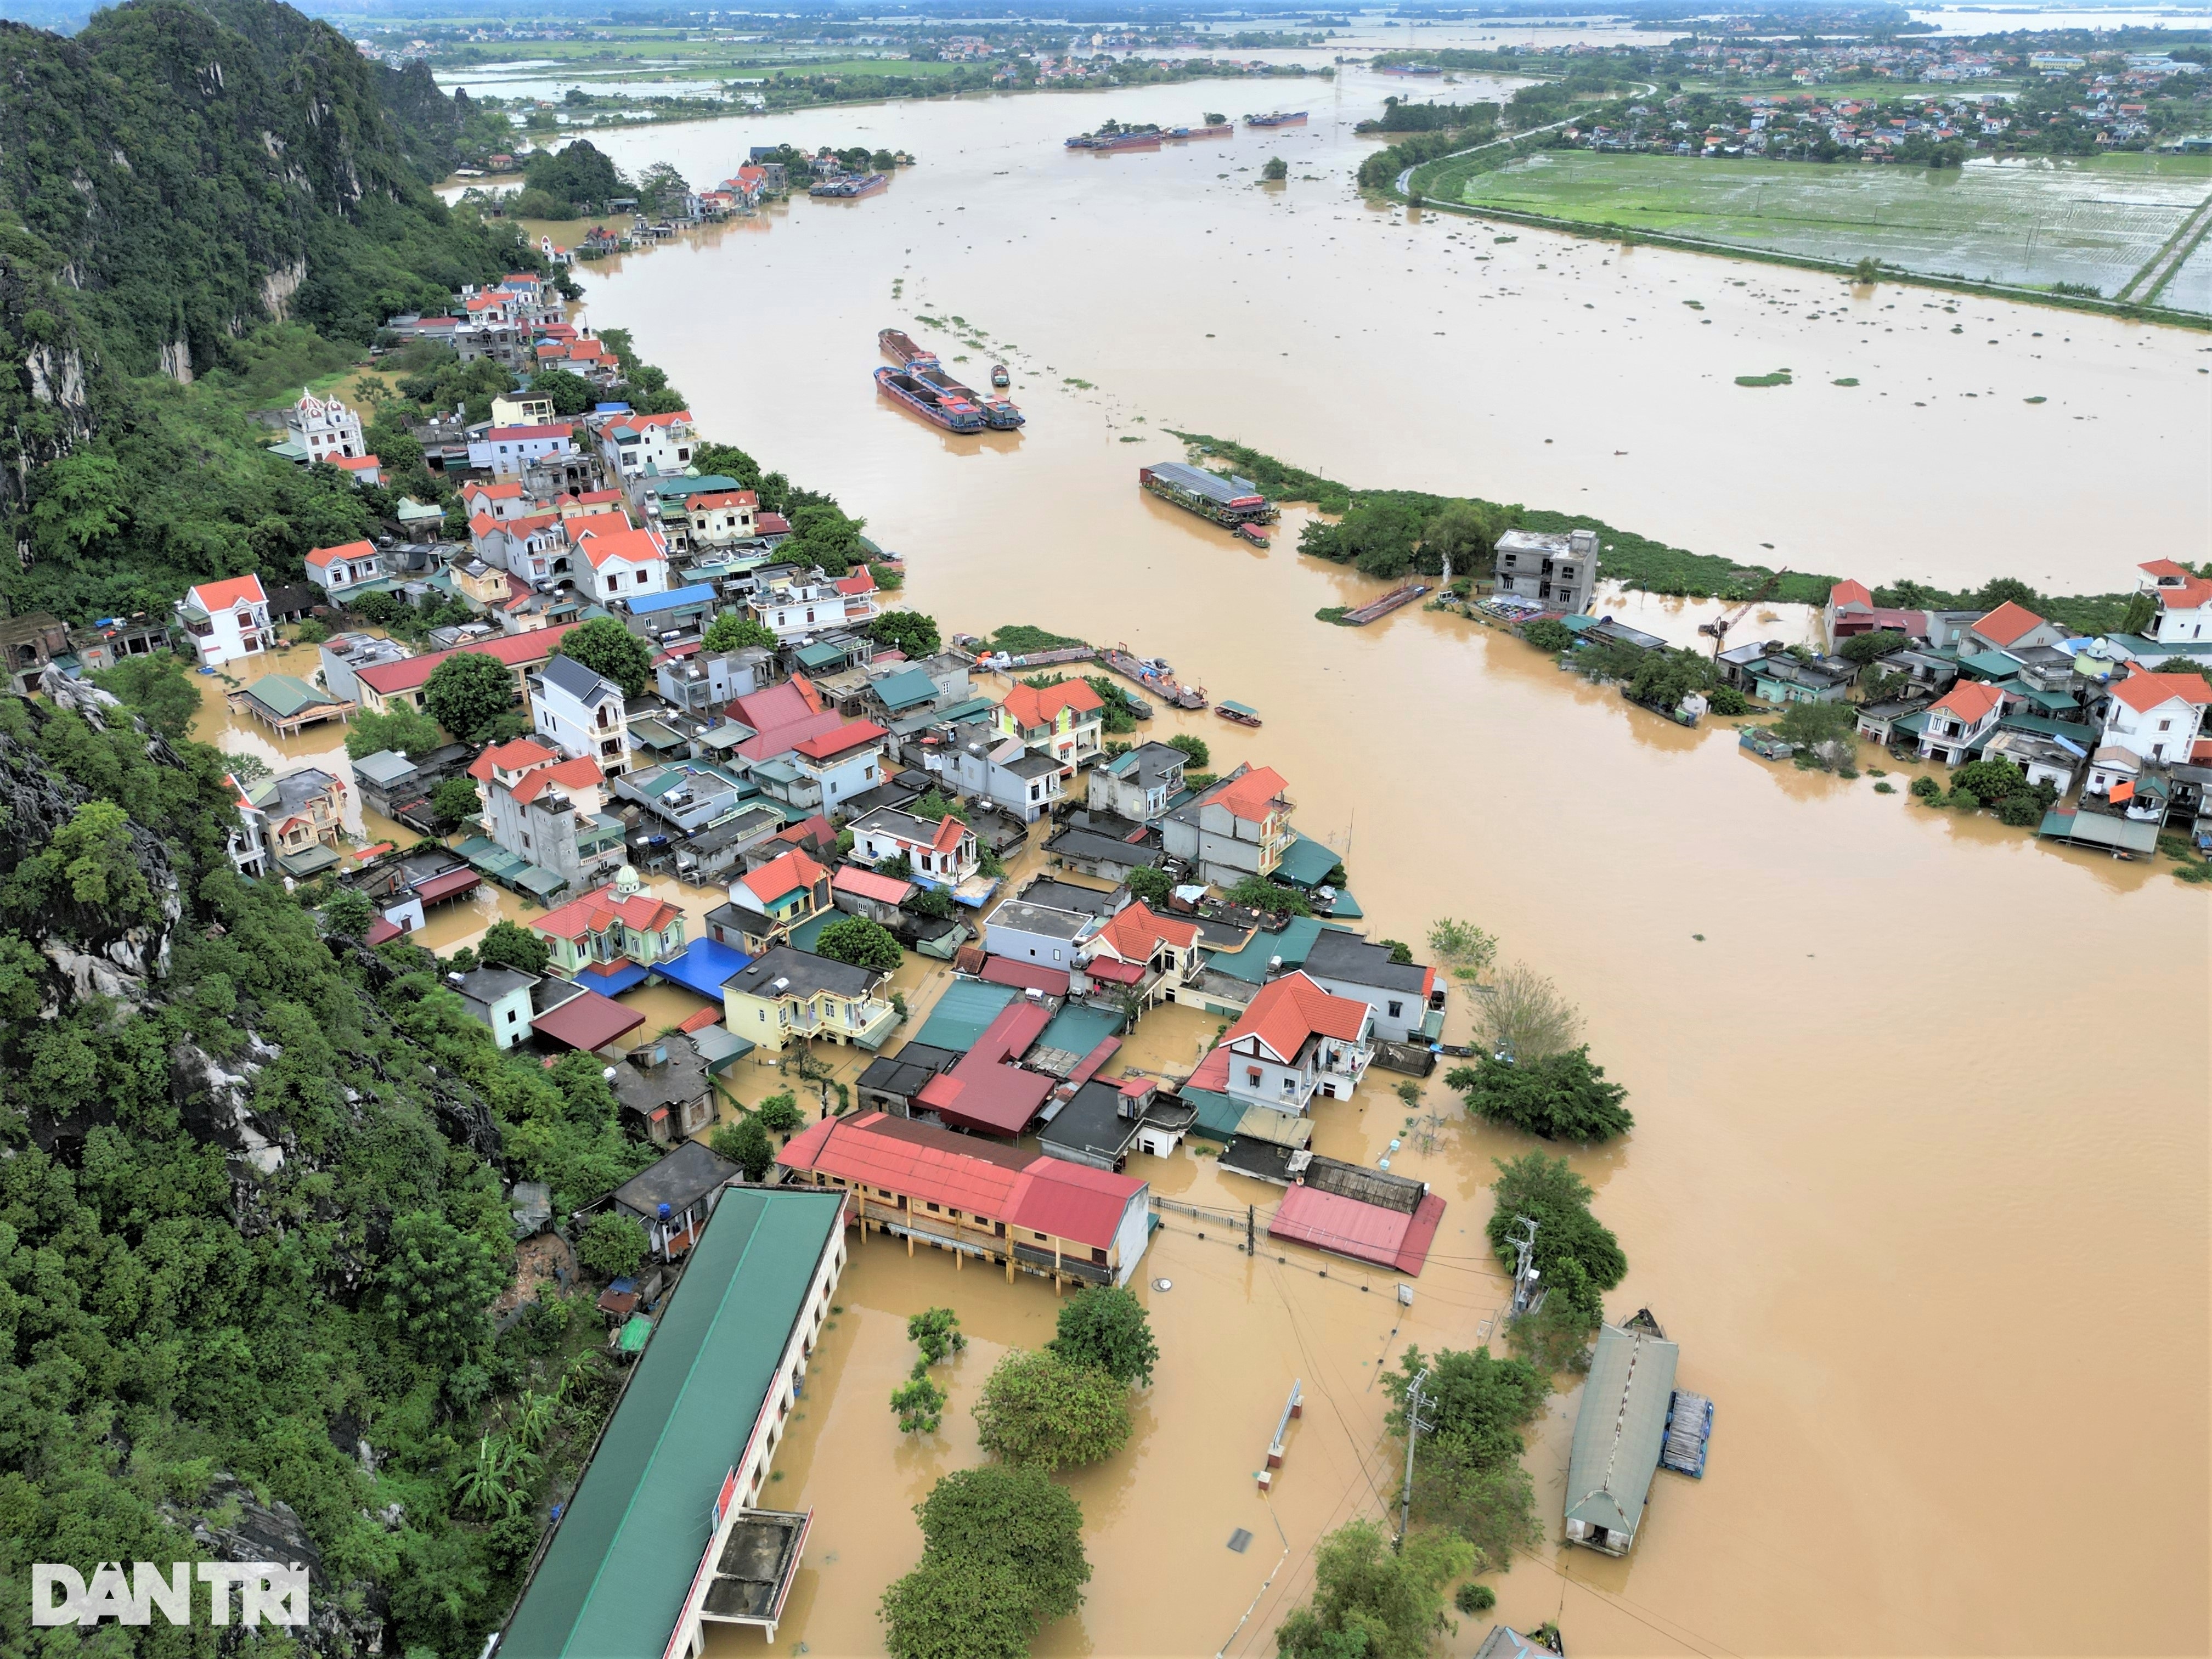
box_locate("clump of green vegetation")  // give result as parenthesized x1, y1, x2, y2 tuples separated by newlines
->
(990, 623, 1085, 653)
(2024, 396, 2048, 404)
(1315, 606, 1353, 625)
(1735, 370, 1794, 388)
(1832, 377, 1860, 387)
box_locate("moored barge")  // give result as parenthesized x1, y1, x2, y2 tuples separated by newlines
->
(809, 172, 888, 198)
(876, 366, 984, 432)
(915, 362, 1025, 429)
(1244, 110, 1308, 127)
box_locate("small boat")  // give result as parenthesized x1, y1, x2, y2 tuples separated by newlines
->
(991, 363, 1010, 388)
(1235, 522, 1270, 547)
(1216, 700, 1262, 727)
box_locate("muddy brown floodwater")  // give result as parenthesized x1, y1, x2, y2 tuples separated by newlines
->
(421, 82, 2212, 1657)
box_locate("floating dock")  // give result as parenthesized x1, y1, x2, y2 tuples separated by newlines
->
(1660, 1389, 1714, 1479)
(1341, 583, 1430, 625)
(1101, 646, 1206, 710)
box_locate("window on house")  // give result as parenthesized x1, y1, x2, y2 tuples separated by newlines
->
(1033, 1231, 1048, 1241)
(1246, 1067, 1262, 1087)
(1091, 1248, 1108, 1264)
(1387, 1001, 1402, 1019)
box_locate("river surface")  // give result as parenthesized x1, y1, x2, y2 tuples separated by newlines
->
(400, 77, 2212, 1658)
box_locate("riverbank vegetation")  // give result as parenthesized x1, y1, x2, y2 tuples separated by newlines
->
(1167, 432, 2140, 623)
(1488, 1153, 1629, 1373)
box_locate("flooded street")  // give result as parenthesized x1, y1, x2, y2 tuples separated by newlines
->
(400, 78, 2212, 1658)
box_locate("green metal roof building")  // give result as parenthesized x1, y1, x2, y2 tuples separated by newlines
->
(498, 1187, 845, 1659)
(1563, 1322, 1680, 1558)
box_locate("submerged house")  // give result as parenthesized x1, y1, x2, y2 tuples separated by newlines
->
(1563, 1321, 1681, 1558)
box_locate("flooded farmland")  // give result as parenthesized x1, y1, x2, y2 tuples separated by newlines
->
(391, 71, 2212, 1658)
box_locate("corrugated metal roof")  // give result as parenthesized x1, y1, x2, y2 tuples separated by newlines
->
(1564, 1323, 1680, 1539)
(498, 1189, 842, 1658)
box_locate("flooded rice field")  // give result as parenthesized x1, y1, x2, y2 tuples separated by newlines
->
(407, 77, 2212, 1656)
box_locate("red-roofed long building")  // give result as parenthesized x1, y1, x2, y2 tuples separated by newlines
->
(354, 623, 580, 715)
(777, 1111, 1153, 1289)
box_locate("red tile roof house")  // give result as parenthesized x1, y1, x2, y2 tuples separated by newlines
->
(303, 539, 384, 597)
(528, 879, 687, 982)
(993, 677, 1106, 770)
(1963, 600, 2070, 657)
(1078, 900, 1201, 1008)
(1216, 970, 1375, 1114)
(709, 847, 833, 954)
(2099, 667, 2212, 766)
(777, 1110, 1153, 1289)
(2136, 559, 2212, 646)
(1822, 578, 1928, 645)
(1917, 680, 2012, 766)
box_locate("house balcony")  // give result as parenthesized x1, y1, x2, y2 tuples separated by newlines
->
(846, 1000, 901, 1050)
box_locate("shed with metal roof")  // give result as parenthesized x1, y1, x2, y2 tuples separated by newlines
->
(1564, 1322, 1680, 1556)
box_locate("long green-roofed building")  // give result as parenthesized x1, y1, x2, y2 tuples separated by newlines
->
(498, 1186, 847, 1658)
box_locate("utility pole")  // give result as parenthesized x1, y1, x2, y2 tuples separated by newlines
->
(1397, 1368, 1434, 1550)
(1245, 1204, 1256, 1256)
(1507, 1215, 1545, 1319)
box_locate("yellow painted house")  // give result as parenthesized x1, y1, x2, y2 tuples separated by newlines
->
(720, 944, 899, 1053)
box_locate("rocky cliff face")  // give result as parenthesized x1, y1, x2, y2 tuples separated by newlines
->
(4, 676, 183, 1006)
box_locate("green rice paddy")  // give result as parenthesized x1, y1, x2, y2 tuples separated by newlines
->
(1455, 151, 2212, 309)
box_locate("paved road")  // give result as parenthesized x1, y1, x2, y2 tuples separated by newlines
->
(1390, 87, 1657, 203)
(2117, 189, 2212, 304)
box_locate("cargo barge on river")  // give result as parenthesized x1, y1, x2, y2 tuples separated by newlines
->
(1138, 462, 1279, 532)
(1244, 110, 1308, 127)
(876, 366, 984, 432)
(916, 362, 1024, 429)
(879, 328, 928, 365)
(1165, 121, 1236, 139)
(1066, 124, 1163, 151)
(810, 172, 888, 198)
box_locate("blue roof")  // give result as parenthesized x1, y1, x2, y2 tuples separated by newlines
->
(575, 961, 650, 997)
(626, 583, 718, 615)
(650, 939, 754, 1000)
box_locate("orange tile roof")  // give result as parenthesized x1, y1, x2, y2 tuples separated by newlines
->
(834, 568, 877, 596)
(469, 512, 503, 539)
(529, 882, 681, 942)
(470, 737, 558, 780)
(510, 755, 605, 804)
(686, 490, 758, 511)
(306, 539, 375, 568)
(577, 526, 666, 569)
(1970, 600, 2047, 647)
(1829, 578, 1873, 608)
(331, 454, 381, 471)
(2109, 668, 2212, 713)
(1928, 681, 2006, 725)
(1093, 900, 1199, 961)
(1211, 764, 1290, 825)
(466, 481, 524, 501)
(2137, 558, 2194, 581)
(2154, 576, 2212, 612)
(738, 848, 827, 904)
(190, 574, 267, 612)
(1000, 678, 1104, 729)
(1221, 970, 1370, 1064)
(562, 507, 631, 544)
(831, 864, 914, 905)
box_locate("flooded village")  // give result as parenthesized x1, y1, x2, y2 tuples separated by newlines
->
(11, 183, 2188, 1652)
(9, 40, 2203, 1659)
